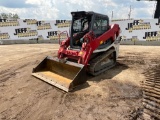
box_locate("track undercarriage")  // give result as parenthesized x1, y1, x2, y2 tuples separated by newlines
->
(89, 48, 116, 76)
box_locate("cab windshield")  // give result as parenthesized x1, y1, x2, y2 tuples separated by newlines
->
(72, 17, 90, 34)
(70, 13, 92, 48)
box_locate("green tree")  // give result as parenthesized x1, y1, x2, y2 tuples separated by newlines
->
(0, 13, 20, 19)
(1, 13, 8, 19)
(13, 13, 19, 19)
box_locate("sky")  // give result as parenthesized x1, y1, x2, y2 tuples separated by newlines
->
(0, 0, 156, 20)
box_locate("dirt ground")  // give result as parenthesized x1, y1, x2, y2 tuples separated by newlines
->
(0, 44, 160, 120)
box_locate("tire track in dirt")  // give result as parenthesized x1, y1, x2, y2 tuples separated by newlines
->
(13, 87, 53, 120)
(143, 64, 160, 119)
(0, 47, 60, 120)
(0, 50, 55, 71)
(0, 72, 61, 120)
(0, 53, 54, 119)
(1, 45, 160, 120)
(0, 87, 53, 120)
(0, 50, 54, 84)
(0, 62, 32, 84)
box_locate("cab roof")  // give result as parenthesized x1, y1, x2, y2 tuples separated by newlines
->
(71, 11, 109, 19)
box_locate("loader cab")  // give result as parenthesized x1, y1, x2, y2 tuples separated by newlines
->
(70, 11, 92, 48)
(70, 11, 109, 49)
(93, 14, 109, 37)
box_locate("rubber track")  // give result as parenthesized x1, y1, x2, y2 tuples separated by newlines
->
(142, 65, 160, 119)
(88, 49, 115, 76)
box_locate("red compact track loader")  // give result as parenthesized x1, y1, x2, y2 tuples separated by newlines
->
(32, 11, 121, 92)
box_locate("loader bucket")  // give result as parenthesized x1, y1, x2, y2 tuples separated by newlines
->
(32, 56, 87, 92)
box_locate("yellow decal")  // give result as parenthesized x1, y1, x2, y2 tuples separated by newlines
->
(100, 41, 103, 44)
(79, 51, 83, 55)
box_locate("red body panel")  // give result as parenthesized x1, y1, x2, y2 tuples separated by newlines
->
(58, 24, 120, 66)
